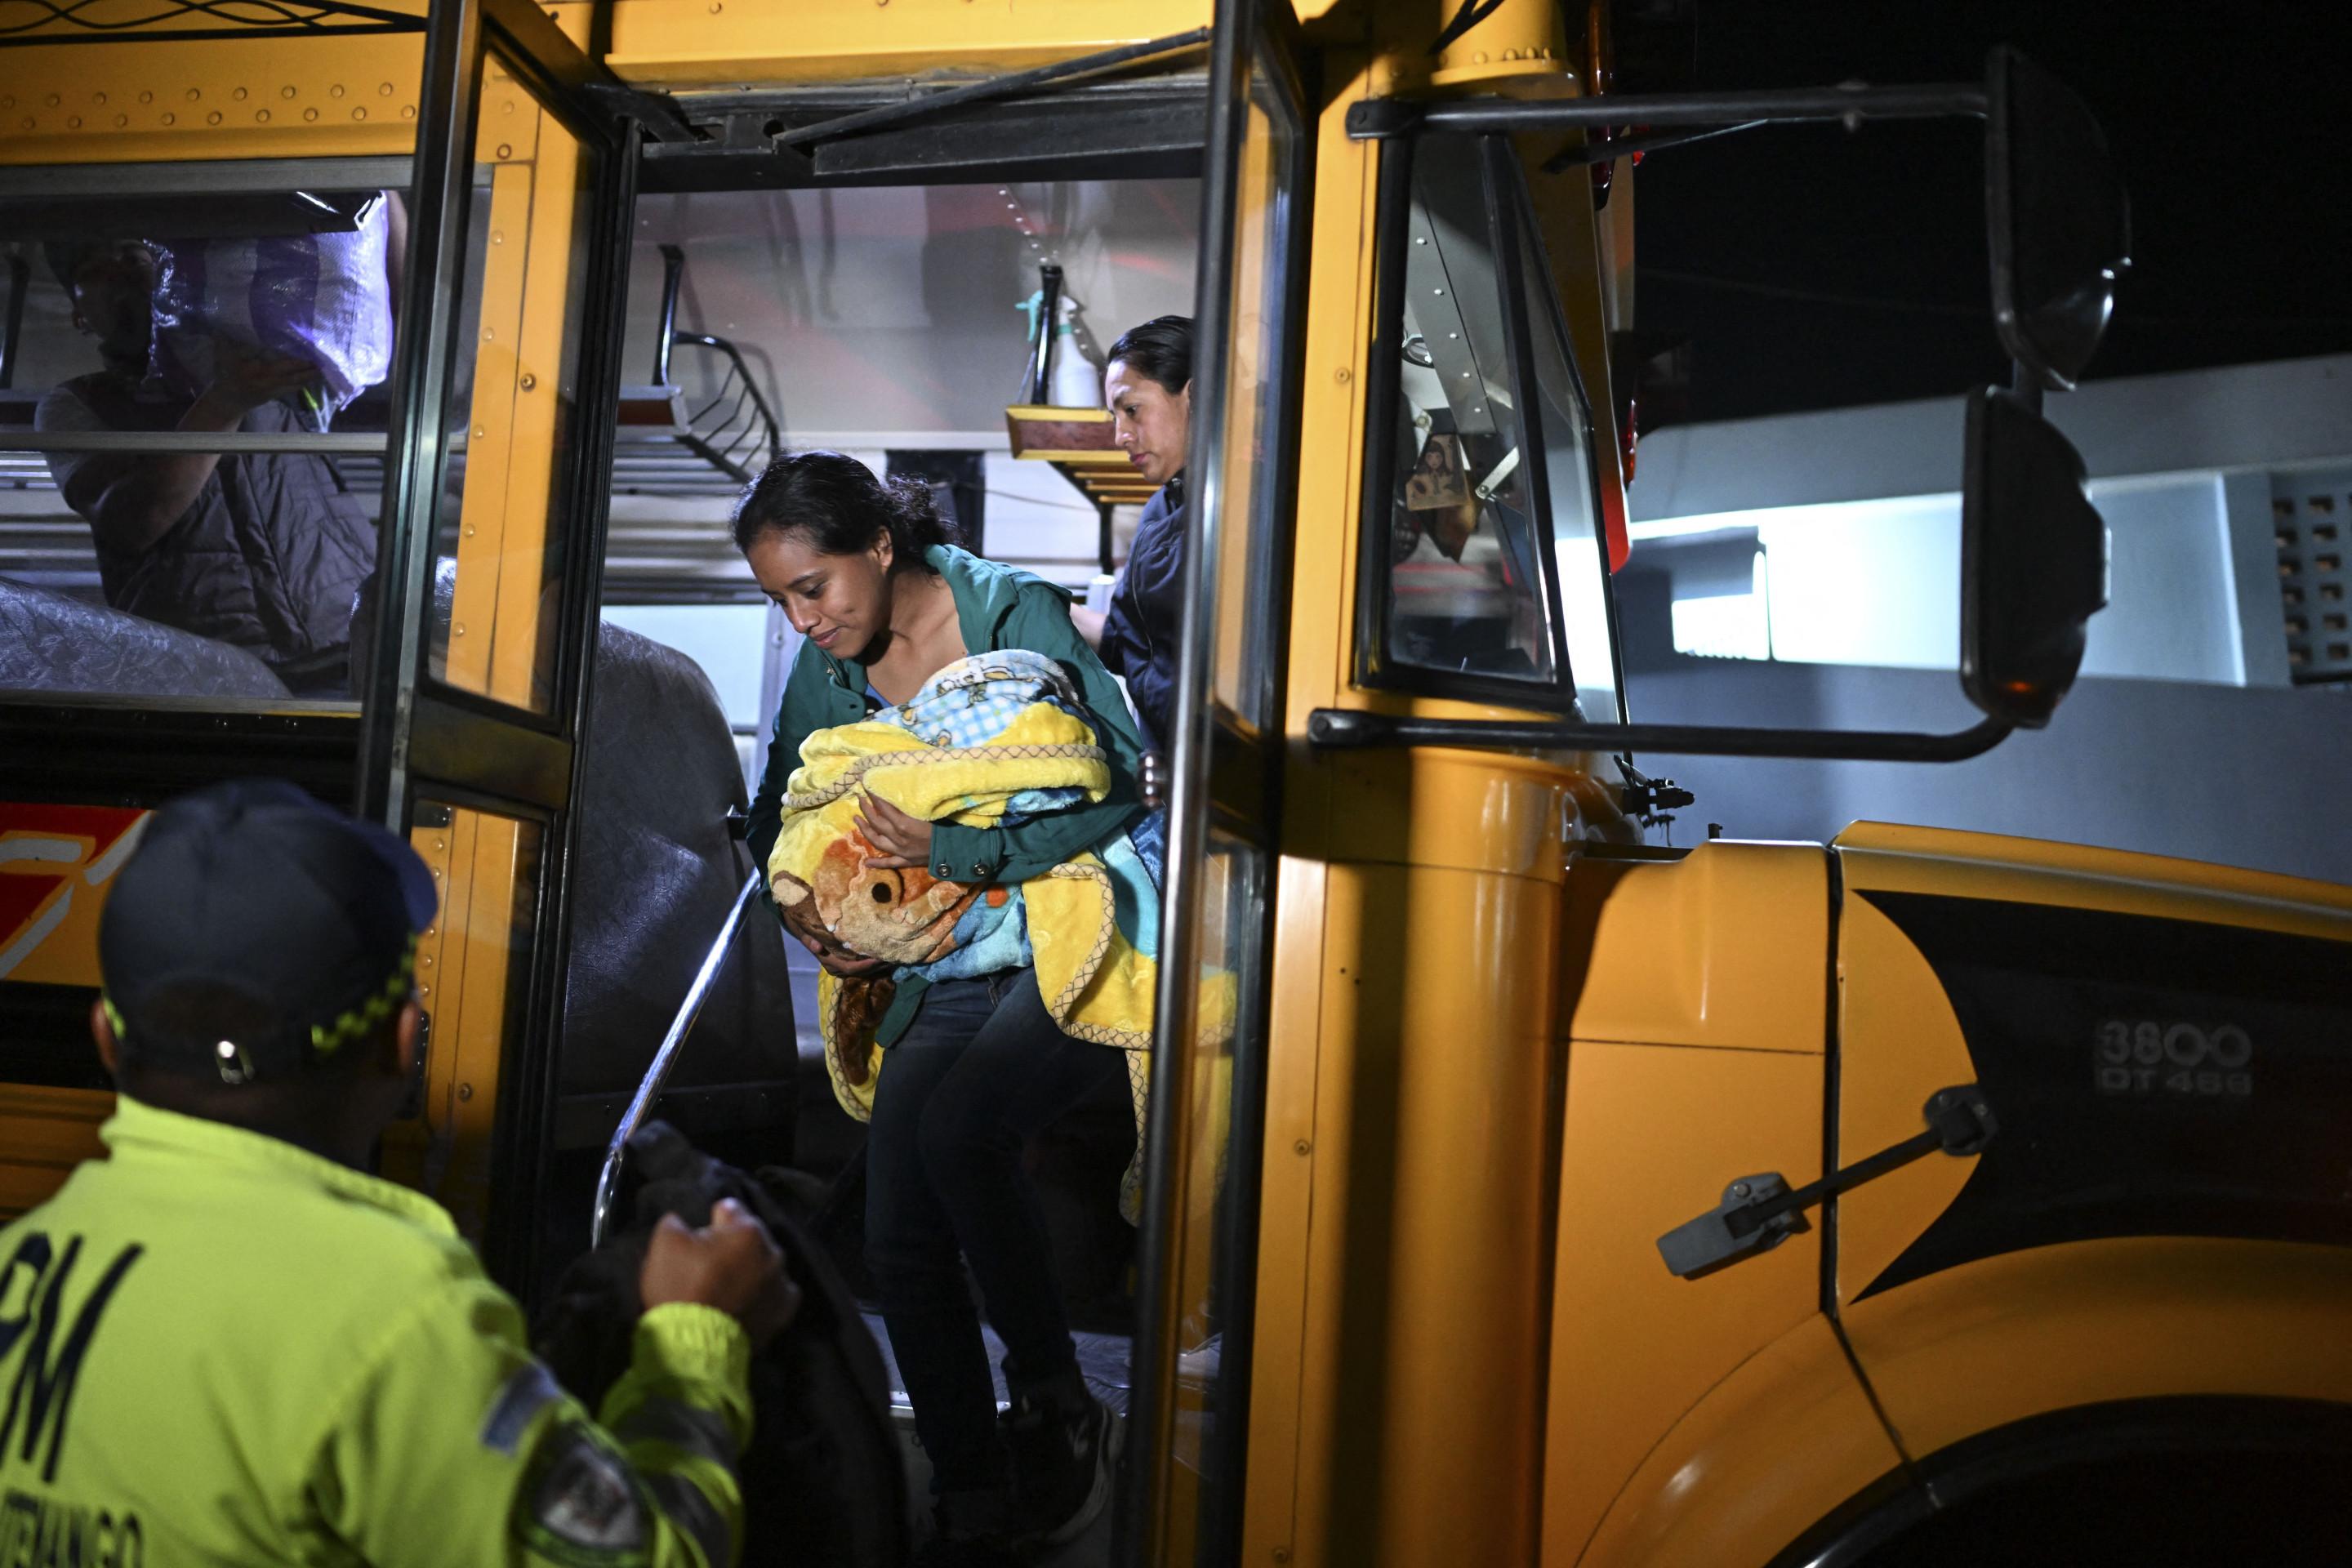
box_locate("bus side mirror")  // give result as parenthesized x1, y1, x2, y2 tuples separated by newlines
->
(1986, 47, 2132, 391)
(1961, 386, 2108, 728)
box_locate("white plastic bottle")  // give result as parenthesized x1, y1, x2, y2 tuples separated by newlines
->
(1049, 296, 1101, 408)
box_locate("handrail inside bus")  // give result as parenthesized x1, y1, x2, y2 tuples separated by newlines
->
(590, 866, 765, 1249)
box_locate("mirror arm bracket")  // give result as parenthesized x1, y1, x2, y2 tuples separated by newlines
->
(1347, 82, 1987, 142)
(1306, 708, 2013, 764)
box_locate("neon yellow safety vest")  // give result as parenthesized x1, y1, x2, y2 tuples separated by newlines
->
(0, 1095, 753, 1567)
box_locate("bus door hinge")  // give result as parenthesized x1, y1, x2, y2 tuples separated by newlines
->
(1655, 1084, 1997, 1280)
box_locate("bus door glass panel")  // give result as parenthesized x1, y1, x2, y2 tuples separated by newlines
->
(379, 797, 542, 1243)
(1160, 824, 1271, 1541)
(362, 8, 635, 1292)
(2, 177, 409, 707)
(425, 58, 599, 718)
(1131, 16, 1307, 1566)
(1508, 167, 1624, 724)
(1208, 69, 1300, 731)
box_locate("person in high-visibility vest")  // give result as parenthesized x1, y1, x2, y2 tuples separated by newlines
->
(0, 778, 799, 1568)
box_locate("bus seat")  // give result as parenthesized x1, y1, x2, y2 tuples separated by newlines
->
(0, 576, 292, 700)
(348, 564, 798, 1161)
(560, 617, 799, 1148)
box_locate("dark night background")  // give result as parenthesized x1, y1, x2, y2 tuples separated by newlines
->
(1622, 1, 2352, 423)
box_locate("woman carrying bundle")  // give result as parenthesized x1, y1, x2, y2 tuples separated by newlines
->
(739, 452, 1142, 1564)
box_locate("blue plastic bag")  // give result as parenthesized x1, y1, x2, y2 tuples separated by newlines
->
(147, 194, 394, 431)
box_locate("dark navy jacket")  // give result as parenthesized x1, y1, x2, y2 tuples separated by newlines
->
(1099, 472, 1185, 754)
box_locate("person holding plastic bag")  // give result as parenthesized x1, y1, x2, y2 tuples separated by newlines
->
(33, 196, 397, 693)
(739, 452, 1142, 1565)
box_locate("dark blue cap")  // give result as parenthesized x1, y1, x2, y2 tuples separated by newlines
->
(97, 779, 438, 1079)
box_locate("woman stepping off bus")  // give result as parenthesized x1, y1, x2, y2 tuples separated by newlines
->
(739, 452, 1145, 1563)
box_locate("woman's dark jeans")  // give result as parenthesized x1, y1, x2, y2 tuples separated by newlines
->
(866, 967, 1128, 1492)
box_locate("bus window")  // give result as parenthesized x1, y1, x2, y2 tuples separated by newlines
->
(1508, 169, 1626, 725)
(1360, 132, 1620, 719)
(2, 181, 404, 709)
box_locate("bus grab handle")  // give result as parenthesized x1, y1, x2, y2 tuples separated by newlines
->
(590, 867, 766, 1250)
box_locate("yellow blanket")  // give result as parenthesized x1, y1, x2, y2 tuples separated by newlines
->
(769, 697, 1223, 1220)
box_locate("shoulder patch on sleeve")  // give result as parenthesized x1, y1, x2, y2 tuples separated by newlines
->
(481, 1361, 563, 1455)
(513, 1422, 653, 1567)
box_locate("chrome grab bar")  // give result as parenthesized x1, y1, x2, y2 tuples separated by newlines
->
(590, 867, 764, 1249)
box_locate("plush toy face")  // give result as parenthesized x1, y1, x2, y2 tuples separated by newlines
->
(795, 830, 978, 967)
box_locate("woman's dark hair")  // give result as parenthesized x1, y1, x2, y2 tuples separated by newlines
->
(729, 449, 961, 569)
(1104, 314, 1194, 396)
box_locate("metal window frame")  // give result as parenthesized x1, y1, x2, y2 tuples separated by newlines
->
(0, 0, 427, 47)
(353, 0, 644, 1298)
(1117, 4, 1312, 1564)
(1317, 70, 2098, 766)
(1354, 131, 1587, 714)
(1507, 149, 1633, 725)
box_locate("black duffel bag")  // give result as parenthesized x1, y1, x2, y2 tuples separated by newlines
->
(535, 1121, 911, 1568)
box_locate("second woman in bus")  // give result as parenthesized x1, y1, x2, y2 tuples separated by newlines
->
(737, 451, 1142, 1561)
(1073, 314, 1191, 760)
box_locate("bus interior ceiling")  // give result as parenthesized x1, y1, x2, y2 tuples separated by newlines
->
(604, 176, 1200, 606)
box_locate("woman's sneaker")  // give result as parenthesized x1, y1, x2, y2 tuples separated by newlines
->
(1000, 1386, 1123, 1548)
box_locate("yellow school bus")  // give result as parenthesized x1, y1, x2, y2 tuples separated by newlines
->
(4, 2, 2349, 1565)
